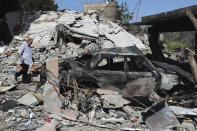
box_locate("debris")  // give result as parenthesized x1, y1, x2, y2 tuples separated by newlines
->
(67, 42, 80, 49)
(122, 78, 160, 101)
(169, 106, 197, 116)
(62, 110, 77, 120)
(30, 112, 37, 119)
(100, 117, 125, 124)
(144, 101, 180, 131)
(0, 79, 16, 93)
(49, 114, 63, 121)
(0, 100, 17, 112)
(24, 120, 32, 127)
(36, 119, 57, 131)
(43, 82, 63, 112)
(160, 73, 179, 90)
(96, 89, 119, 95)
(122, 106, 137, 117)
(20, 109, 29, 118)
(101, 95, 130, 108)
(46, 57, 59, 78)
(17, 92, 39, 106)
(0, 9, 196, 131)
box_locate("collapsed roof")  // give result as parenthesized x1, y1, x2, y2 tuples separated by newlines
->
(11, 10, 146, 50)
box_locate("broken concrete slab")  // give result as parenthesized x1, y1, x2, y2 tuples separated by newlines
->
(0, 85, 16, 93)
(46, 57, 59, 78)
(43, 82, 63, 112)
(17, 92, 39, 106)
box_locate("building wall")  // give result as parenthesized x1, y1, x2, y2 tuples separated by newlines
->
(83, 2, 119, 22)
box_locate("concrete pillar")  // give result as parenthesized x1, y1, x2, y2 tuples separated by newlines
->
(148, 27, 164, 61)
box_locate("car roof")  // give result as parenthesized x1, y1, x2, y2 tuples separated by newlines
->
(86, 46, 144, 57)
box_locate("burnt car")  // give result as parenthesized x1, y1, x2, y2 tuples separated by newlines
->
(59, 46, 181, 93)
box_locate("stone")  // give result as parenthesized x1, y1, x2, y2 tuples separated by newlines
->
(20, 109, 29, 118)
(43, 82, 63, 113)
(46, 57, 59, 78)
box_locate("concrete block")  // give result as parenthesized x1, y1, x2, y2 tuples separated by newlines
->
(43, 82, 63, 112)
(46, 57, 59, 78)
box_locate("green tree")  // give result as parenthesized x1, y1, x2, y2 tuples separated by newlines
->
(19, 0, 58, 11)
(118, 2, 133, 24)
(117, 2, 141, 34)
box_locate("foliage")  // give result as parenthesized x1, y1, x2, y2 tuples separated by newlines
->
(19, 0, 58, 11)
(164, 32, 195, 49)
(117, 2, 142, 34)
(118, 2, 133, 24)
(165, 41, 189, 50)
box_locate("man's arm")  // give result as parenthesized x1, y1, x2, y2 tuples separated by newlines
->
(17, 44, 25, 62)
(18, 53, 24, 62)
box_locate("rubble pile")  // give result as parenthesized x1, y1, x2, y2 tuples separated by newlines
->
(0, 10, 197, 131)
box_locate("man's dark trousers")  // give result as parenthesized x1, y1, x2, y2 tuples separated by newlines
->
(16, 64, 29, 82)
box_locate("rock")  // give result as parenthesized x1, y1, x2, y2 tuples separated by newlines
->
(43, 82, 63, 113)
(20, 109, 29, 118)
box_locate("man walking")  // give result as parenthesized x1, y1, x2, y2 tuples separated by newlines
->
(15, 38, 33, 83)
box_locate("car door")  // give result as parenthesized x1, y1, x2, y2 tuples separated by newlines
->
(91, 56, 127, 89)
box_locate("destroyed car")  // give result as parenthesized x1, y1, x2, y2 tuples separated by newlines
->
(59, 46, 179, 92)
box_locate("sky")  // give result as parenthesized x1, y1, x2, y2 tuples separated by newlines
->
(55, 0, 197, 22)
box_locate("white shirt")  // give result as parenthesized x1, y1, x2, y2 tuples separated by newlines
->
(17, 43, 33, 65)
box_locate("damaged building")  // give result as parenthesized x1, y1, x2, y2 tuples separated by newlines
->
(1, 3, 197, 131)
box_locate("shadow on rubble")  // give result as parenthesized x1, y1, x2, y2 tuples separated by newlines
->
(13, 11, 42, 37)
